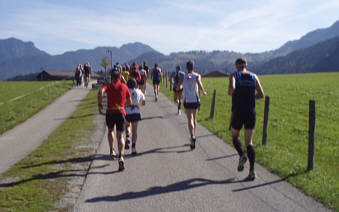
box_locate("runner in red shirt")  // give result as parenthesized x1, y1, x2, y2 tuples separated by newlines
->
(98, 66, 132, 171)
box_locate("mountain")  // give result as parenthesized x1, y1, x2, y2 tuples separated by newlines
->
(270, 20, 339, 57)
(0, 40, 155, 80)
(252, 35, 339, 74)
(0, 37, 48, 63)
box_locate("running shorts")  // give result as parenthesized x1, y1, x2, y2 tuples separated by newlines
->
(125, 113, 141, 123)
(153, 79, 160, 85)
(183, 102, 200, 109)
(231, 111, 256, 130)
(106, 113, 126, 131)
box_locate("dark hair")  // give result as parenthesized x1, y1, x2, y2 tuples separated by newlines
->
(235, 57, 247, 66)
(176, 65, 181, 70)
(186, 60, 194, 71)
(127, 78, 137, 89)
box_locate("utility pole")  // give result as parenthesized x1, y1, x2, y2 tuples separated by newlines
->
(106, 49, 113, 70)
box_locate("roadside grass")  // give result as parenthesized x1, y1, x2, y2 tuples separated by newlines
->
(0, 81, 73, 135)
(158, 72, 339, 211)
(0, 89, 99, 212)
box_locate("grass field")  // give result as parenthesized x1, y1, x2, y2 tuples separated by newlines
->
(159, 72, 339, 211)
(0, 81, 72, 134)
(0, 89, 99, 211)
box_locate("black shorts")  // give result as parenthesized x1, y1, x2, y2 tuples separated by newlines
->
(231, 111, 256, 130)
(106, 113, 126, 131)
(138, 81, 145, 85)
(184, 102, 200, 109)
(125, 113, 141, 123)
(173, 87, 183, 93)
(153, 79, 160, 85)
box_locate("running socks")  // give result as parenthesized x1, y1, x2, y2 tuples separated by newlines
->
(232, 138, 244, 156)
(178, 101, 181, 110)
(247, 145, 255, 171)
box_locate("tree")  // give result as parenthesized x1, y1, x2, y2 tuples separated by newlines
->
(101, 56, 111, 77)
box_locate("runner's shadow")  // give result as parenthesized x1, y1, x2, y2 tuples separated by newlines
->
(141, 116, 163, 120)
(125, 144, 191, 158)
(85, 177, 235, 203)
(206, 154, 237, 161)
(232, 170, 309, 192)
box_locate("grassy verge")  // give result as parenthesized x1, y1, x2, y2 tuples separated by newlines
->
(0, 89, 100, 211)
(0, 81, 73, 134)
(157, 72, 338, 211)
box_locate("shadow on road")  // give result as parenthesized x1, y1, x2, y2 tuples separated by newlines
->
(85, 177, 235, 203)
(206, 154, 238, 161)
(126, 144, 192, 159)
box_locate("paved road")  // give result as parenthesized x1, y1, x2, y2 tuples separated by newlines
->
(74, 85, 330, 212)
(0, 86, 90, 175)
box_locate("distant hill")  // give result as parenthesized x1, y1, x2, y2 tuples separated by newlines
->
(272, 20, 339, 56)
(252, 35, 339, 74)
(0, 37, 48, 63)
(0, 40, 155, 80)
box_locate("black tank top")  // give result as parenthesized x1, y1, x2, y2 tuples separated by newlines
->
(232, 71, 256, 113)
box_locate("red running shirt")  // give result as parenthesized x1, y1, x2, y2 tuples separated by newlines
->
(102, 80, 131, 115)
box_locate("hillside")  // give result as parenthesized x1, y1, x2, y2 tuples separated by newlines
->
(252, 35, 339, 74)
(0, 38, 48, 64)
(0, 41, 155, 81)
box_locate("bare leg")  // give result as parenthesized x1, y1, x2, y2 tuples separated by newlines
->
(192, 108, 198, 136)
(131, 121, 138, 145)
(116, 130, 125, 157)
(107, 128, 114, 152)
(185, 109, 194, 137)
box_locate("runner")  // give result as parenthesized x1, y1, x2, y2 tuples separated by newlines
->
(138, 64, 147, 94)
(151, 63, 162, 101)
(179, 60, 207, 150)
(74, 64, 82, 87)
(83, 62, 92, 88)
(98, 66, 132, 171)
(228, 57, 264, 181)
(122, 66, 130, 84)
(170, 65, 184, 115)
(143, 61, 149, 78)
(125, 78, 146, 155)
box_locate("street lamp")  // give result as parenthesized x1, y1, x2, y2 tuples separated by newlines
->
(106, 49, 113, 70)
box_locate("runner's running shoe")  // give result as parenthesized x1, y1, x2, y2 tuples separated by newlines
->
(237, 154, 247, 172)
(118, 157, 125, 171)
(110, 150, 117, 160)
(190, 136, 196, 150)
(132, 147, 137, 155)
(125, 139, 130, 150)
(245, 170, 256, 181)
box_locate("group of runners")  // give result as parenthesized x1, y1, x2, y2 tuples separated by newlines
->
(74, 62, 92, 88)
(97, 58, 264, 181)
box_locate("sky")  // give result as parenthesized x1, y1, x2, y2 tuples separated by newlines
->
(1, 0, 339, 55)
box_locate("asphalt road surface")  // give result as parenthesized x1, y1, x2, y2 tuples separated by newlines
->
(0, 86, 90, 175)
(74, 85, 330, 212)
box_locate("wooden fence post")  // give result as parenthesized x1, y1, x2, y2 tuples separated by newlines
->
(262, 96, 270, 146)
(166, 71, 168, 88)
(210, 89, 216, 119)
(307, 100, 316, 171)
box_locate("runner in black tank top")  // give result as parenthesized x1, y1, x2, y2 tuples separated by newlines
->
(228, 58, 264, 181)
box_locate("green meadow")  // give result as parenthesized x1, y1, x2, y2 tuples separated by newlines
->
(160, 72, 339, 211)
(0, 81, 72, 134)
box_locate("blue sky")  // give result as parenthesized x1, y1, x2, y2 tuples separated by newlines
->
(1, 0, 339, 55)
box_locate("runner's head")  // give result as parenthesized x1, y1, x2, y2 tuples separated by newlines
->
(235, 58, 247, 71)
(176, 65, 181, 72)
(186, 60, 194, 73)
(111, 65, 122, 81)
(127, 78, 137, 89)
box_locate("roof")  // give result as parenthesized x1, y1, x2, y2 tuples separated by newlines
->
(43, 70, 74, 77)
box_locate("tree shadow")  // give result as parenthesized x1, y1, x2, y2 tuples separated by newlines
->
(21, 154, 108, 169)
(141, 116, 164, 121)
(85, 177, 235, 203)
(232, 170, 309, 192)
(54, 113, 96, 120)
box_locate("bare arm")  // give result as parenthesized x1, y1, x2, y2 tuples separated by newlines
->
(98, 88, 105, 114)
(126, 96, 132, 107)
(228, 72, 236, 96)
(197, 74, 207, 96)
(255, 75, 264, 100)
